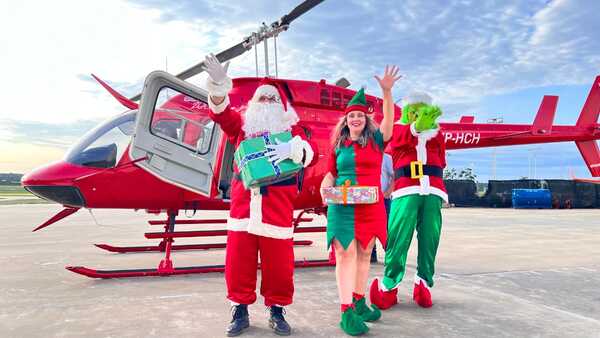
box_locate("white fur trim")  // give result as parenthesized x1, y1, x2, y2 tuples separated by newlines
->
(300, 139, 315, 168)
(289, 136, 313, 167)
(205, 76, 232, 97)
(209, 95, 230, 114)
(227, 217, 248, 231)
(390, 186, 448, 202)
(414, 274, 431, 290)
(403, 92, 433, 106)
(252, 84, 280, 102)
(247, 221, 294, 239)
(249, 187, 262, 229)
(378, 277, 399, 292)
(428, 187, 448, 203)
(247, 187, 294, 239)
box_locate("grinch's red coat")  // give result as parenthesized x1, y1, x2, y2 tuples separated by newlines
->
(388, 123, 448, 202)
(208, 101, 317, 306)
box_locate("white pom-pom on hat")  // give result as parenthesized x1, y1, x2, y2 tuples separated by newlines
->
(403, 92, 433, 105)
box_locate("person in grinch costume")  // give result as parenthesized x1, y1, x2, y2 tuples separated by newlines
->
(321, 66, 400, 336)
(202, 54, 317, 336)
(370, 91, 447, 310)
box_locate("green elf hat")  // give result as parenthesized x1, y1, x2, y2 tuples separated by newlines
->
(345, 88, 369, 114)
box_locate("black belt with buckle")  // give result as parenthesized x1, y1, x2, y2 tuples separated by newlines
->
(395, 161, 443, 179)
(233, 173, 297, 195)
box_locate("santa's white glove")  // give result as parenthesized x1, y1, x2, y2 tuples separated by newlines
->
(265, 136, 314, 167)
(265, 139, 292, 165)
(202, 53, 232, 97)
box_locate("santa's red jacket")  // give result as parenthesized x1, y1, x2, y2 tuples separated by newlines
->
(208, 100, 317, 239)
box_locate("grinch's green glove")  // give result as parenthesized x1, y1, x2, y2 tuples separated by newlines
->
(415, 105, 442, 132)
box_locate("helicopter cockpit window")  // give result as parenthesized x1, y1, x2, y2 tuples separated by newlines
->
(150, 87, 214, 155)
(65, 111, 136, 168)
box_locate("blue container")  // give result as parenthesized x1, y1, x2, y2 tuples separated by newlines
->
(511, 189, 552, 209)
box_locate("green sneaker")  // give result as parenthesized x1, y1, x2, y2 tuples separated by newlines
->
(353, 297, 381, 322)
(340, 307, 369, 336)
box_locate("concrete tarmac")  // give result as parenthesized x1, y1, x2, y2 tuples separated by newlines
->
(1, 205, 599, 337)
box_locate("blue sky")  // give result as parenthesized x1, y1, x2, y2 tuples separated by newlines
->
(0, 0, 598, 180)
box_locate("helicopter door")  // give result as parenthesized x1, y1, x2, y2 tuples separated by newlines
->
(130, 71, 221, 197)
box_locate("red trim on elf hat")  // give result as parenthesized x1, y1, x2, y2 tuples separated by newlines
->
(344, 104, 369, 114)
(256, 77, 289, 111)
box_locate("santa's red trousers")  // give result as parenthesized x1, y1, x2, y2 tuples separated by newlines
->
(225, 230, 294, 306)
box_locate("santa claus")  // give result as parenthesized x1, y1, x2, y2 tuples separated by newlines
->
(202, 54, 317, 336)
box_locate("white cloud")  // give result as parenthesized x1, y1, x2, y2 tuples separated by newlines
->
(0, 0, 225, 124)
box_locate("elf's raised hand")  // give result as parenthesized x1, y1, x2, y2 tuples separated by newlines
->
(375, 65, 402, 92)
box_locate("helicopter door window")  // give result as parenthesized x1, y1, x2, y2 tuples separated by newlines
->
(150, 87, 215, 155)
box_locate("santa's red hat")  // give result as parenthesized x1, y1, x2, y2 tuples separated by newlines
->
(251, 77, 290, 111)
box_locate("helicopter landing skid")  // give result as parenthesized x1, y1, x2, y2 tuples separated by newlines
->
(66, 259, 334, 279)
(93, 240, 314, 253)
(67, 209, 332, 279)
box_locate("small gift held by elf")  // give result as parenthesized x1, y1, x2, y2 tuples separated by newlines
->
(321, 180, 379, 205)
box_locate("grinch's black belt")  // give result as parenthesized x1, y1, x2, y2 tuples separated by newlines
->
(395, 165, 443, 178)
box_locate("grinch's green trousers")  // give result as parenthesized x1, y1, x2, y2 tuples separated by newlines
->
(382, 194, 442, 290)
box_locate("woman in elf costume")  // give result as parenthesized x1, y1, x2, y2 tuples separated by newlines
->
(320, 65, 400, 336)
(370, 92, 447, 310)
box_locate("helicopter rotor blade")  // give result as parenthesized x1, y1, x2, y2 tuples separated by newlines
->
(128, 42, 249, 102)
(128, 0, 325, 102)
(279, 0, 324, 27)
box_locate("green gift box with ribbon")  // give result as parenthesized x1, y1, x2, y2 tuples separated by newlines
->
(234, 132, 302, 189)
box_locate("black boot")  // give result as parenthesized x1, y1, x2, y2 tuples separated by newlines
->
(226, 304, 249, 337)
(268, 306, 291, 336)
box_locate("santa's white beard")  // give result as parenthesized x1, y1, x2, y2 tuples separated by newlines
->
(242, 102, 299, 137)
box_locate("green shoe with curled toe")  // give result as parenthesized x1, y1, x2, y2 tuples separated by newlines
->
(353, 297, 381, 322)
(340, 307, 369, 336)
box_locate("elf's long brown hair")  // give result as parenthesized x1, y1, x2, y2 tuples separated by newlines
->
(331, 113, 380, 150)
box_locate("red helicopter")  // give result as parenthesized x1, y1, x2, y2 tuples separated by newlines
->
(21, 0, 600, 278)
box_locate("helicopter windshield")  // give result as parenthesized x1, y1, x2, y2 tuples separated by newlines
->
(65, 111, 136, 168)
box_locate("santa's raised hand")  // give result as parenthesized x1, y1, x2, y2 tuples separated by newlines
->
(203, 53, 232, 102)
(203, 54, 230, 84)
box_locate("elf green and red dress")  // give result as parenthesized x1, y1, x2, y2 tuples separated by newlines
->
(326, 129, 388, 250)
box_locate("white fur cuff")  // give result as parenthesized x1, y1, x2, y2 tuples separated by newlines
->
(205, 76, 233, 97)
(289, 136, 314, 167)
(209, 95, 230, 114)
(410, 122, 419, 136)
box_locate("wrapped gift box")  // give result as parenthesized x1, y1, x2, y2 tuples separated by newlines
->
(322, 181, 379, 205)
(234, 132, 302, 189)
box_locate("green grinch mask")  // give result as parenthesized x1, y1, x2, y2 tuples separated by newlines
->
(401, 103, 442, 132)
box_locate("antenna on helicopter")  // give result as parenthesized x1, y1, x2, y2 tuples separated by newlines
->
(128, 0, 325, 101)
